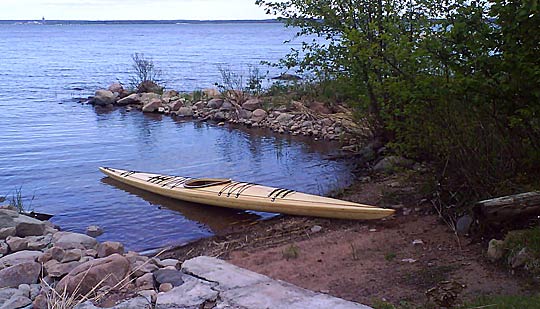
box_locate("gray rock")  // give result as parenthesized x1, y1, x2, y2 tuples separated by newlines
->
(44, 260, 81, 278)
(0, 241, 8, 255)
(373, 156, 414, 173)
(311, 225, 323, 233)
(39, 246, 65, 263)
(220, 101, 234, 111)
(29, 284, 40, 300)
(487, 239, 505, 261)
(159, 283, 173, 293)
(207, 98, 224, 109)
(251, 109, 267, 122)
(137, 81, 162, 94)
(238, 109, 252, 119)
(97, 241, 124, 258)
(85, 225, 103, 238)
(456, 215, 474, 235)
(0, 288, 23, 305)
(0, 295, 32, 309)
(0, 262, 41, 288)
(52, 231, 97, 250)
(168, 100, 184, 112)
(175, 106, 193, 117)
(156, 276, 218, 309)
(242, 99, 261, 111)
(112, 296, 153, 309)
(116, 93, 139, 106)
(93, 90, 117, 106)
(213, 111, 228, 121)
(132, 260, 159, 278)
(153, 269, 184, 287)
(157, 259, 180, 269)
(142, 98, 162, 113)
(108, 83, 124, 94)
(135, 273, 154, 290)
(510, 247, 530, 269)
(6, 236, 28, 252)
(0, 227, 16, 240)
(17, 284, 30, 298)
(0, 251, 42, 269)
(61, 249, 82, 263)
(276, 113, 294, 125)
(26, 235, 52, 251)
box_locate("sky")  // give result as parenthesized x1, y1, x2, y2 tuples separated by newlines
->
(0, 0, 272, 20)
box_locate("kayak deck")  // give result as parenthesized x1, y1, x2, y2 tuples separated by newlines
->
(99, 167, 395, 220)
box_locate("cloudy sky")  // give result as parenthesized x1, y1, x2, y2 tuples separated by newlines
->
(0, 0, 271, 20)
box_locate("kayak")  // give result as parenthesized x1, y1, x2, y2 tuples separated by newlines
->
(99, 167, 395, 220)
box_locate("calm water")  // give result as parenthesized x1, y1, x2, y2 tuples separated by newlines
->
(0, 23, 352, 251)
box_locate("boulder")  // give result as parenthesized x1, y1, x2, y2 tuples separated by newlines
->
(0, 288, 24, 305)
(373, 156, 414, 173)
(203, 88, 220, 98)
(142, 98, 162, 113)
(0, 251, 42, 269)
(176, 107, 194, 117)
(276, 113, 294, 125)
(0, 210, 46, 238)
(93, 90, 117, 106)
(169, 100, 184, 112)
(251, 109, 267, 122)
(39, 246, 65, 263)
(62, 249, 83, 263)
(157, 259, 180, 269)
(26, 235, 52, 251)
(272, 73, 302, 81)
(242, 99, 261, 111)
(0, 240, 8, 255)
(510, 247, 531, 269)
(0, 227, 16, 239)
(220, 101, 234, 111)
(1, 295, 32, 309)
(6, 236, 28, 252)
(0, 262, 41, 288)
(108, 83, 124, 94)
(487, 239, 505, 261)
(86, 225, 104, 238)
(116, 93, 140, 106)
(137, 80, 162, 94)
(56, 254, 130, 297)
(207, 98, 224, 109)
(153, 269, 184, 287)
(44, 260, 81, 278)
(238, 109, 252, 120)
(456, 215, 474, 235)
(193, 101, 206, 110)
(97, 241, 124, 258)
(132, 260, 159, 278)
(162, 90, 179, 101)
(135, 273, 154, 290)
(212, 111, 228, 122)
(52, 231, 98, 250)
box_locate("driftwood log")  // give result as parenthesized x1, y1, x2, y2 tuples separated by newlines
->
(473, 191, 540, 227)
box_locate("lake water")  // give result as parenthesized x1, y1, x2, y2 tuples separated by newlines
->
(0, 22, 353, 251)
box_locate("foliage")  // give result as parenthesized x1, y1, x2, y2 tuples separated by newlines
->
(215, 65, 268, 103)
(465, 294, 540, 309)
(129, 53, 163, 90)
(8, 187, 34, 213)
(504, 227, 540, 274)
(257, 0, 540, 206)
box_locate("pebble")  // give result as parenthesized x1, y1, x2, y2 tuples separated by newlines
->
(159, 283, 173, 293)
(401, 258, 417, 263)
(412, 239, 424, 246)
(86, 225, 104, 237)
(310, 225, 323, 233)
(369, 229, 377, 232)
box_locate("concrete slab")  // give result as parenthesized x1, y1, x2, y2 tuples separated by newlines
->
(182, 256, 371, 309)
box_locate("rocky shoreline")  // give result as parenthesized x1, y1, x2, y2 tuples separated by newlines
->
(85, 82, 367, 148)
(0, 206, 367, 308)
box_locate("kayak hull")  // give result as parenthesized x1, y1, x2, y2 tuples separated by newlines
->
(99, 167, 395, 220)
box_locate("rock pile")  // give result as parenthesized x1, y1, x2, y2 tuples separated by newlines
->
(87, 84, 362, 144)
(0, 207, 184, 308)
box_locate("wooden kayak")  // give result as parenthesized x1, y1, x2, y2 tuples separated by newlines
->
(99, 167, 395, 220)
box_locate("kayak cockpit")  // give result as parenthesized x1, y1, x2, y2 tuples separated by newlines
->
(184, 178, 232, 188)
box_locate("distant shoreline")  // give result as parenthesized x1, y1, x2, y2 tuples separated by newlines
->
(0, 19, 283, 25)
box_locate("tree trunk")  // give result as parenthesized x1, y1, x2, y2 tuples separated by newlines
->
(473, 191, 540, 226)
